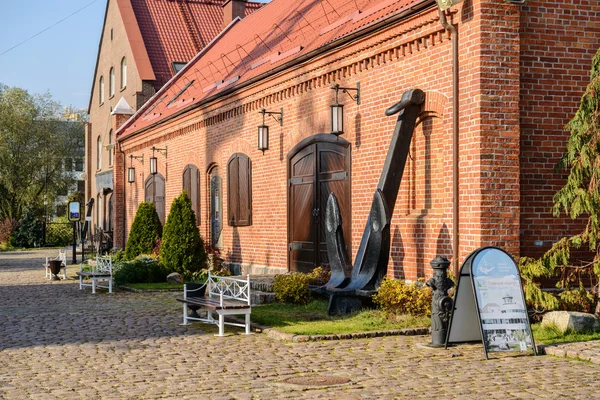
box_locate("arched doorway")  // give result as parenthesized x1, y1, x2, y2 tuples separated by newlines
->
(287, 134, 351, 272)
(145, 173, 165, 225)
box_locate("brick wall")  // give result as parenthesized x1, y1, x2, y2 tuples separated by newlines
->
(520, 0, 600, 259)
(119, 0, 595, 280)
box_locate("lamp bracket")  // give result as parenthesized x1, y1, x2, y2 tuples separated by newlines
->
(151, 146, 168, 158)
(259, 108, 283, 126)
(332, 82, 360, 105)
(130, 154, 144, 165)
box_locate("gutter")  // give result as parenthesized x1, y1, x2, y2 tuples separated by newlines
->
(437, 7, 460, 276)
(116, 0, 437, 143)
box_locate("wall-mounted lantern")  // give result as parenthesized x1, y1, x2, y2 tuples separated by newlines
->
(127, 154, 144, 183)
(331, 83, 360, 136)
(257, 108, 283, 154)
(150, 146, 167, 175)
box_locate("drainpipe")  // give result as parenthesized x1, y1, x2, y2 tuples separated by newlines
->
(437, 7, 460, 277)
(118, 142, 126, 249)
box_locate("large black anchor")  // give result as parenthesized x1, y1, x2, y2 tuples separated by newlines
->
(322, 88, 425, 315)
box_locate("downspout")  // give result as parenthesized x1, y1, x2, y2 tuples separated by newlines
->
(437, 7, 460, 277)
(118, 142, 126, 249)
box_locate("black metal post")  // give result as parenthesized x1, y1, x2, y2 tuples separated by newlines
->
(72, 222, 77, 264)
(427, 256, 454, 347)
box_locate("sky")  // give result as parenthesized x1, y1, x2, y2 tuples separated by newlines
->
(0, 0, 106, 111)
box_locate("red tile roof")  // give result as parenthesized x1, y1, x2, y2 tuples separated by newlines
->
(131, 0, 264, 89)
(118, 0, 431, 138)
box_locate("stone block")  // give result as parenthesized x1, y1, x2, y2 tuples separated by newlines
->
(166, 272, 183, 284)
(542, 311, 600, 334)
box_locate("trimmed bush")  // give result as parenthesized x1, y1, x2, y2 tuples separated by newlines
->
(113, 255, 169, 285)
(125, 202, 162, 260)
(373, 279, 432, 316)
(46, 216, 72, 246)
(273, 272, 312, 305)
(160, 192, 207, 275)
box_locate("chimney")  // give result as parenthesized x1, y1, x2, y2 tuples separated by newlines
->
(223, 0, 246, 29)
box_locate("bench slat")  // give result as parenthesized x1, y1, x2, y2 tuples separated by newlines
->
(76, 271, 111, 278)
(177, 297, 250, 310)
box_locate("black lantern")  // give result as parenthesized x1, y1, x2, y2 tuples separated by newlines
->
(128, 154, 144, 183)
(150, 146, 167, 175)
(258, 123, 269, 152)
(330, 83, 360, 137)
(257, 108, 283, 154)
(330, 102, 344, 136)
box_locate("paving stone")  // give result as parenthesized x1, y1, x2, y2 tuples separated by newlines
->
(2, 249, 600, 398)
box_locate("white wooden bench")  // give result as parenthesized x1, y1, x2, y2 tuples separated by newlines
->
(76, 256, 113, 294)
(43, 250, 67, 280)
(177, 272, 252, 336)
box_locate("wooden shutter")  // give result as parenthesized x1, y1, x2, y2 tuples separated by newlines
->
(183, 165, 201, 226)
(227, 155, 240, 225)
(227, 153, 252, 226)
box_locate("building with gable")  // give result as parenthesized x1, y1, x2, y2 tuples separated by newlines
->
(113, 0, 600, 280)
(85, 0, 263, 244)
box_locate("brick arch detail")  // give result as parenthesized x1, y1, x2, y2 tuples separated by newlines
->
(229, 137, 254, 157)
(205, 144, 225, 172)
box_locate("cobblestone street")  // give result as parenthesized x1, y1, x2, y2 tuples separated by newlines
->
(1, 249, 600, 399)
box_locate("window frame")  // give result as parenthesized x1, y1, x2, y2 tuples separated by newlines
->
(120, 57, 127, 89)
(96, 136, 102, 170)
(99, 76, 105, 104)
(227, 153, 252, 227)
(109, 67, 115, 98)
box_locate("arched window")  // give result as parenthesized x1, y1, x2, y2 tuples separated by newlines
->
(108, 130, 113, 166)
(182, 164, 200, 225)
(120, 57, 127, 89)
(208, 165, 222, 248)
(96, 136, 102, 170)
(99, 76, 104, 104)
(227, 153, 252, 226)
(106, 193, 113, 232)
(145, 174, 166, 225)
(109, 67, 115, 97)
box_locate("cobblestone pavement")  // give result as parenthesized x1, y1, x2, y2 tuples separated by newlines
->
(2, 249, 600, 399)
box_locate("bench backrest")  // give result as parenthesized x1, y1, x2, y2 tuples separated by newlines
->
(207, 272, 251, 305)
(57, 250, 67, 266)
(94, 256, 112, 275)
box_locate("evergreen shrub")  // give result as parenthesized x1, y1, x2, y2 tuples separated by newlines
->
(273, 272, 312, 305)
(10, 211, 42, 248)
(373, 279, 432, 316)
(113, 255, 169, 285)
(160, 192, 207, 275)
(125, 202, 162, 260)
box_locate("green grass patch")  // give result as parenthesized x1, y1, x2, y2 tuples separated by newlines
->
(251, 300, 430, 335)
(532, 323, 600, 345)
(122, 282, 184, 291)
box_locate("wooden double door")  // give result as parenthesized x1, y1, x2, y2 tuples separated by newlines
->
(288, 135, 351, 272)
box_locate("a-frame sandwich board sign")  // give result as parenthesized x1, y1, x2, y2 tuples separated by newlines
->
(445, 246, 537, 359)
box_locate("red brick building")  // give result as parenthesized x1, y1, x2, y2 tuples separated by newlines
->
(86, 0, 262, 241)
(113, 0, 600, 279)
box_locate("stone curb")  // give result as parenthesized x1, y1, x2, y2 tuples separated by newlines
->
(539, 340, 600, 364)
(260, 326, 430, 342)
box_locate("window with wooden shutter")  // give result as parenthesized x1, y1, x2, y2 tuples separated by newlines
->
(182, 164, 201, 225)
(227, 153, 252, 226)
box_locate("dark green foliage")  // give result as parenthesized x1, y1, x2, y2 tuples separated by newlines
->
(160, 192, 207, 275)
(113, 255, 169, 285)
(9, 211, 42, 248)
(125, 202, 162, 260)
(45, 216, 72, 246)
(273, 272, 312, 305)
(520, 48, 600, 312)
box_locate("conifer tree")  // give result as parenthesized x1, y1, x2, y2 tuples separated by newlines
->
(520, 48, 600, 313)
(125, 202, 162, 260)
(160, 191, 207, 275)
